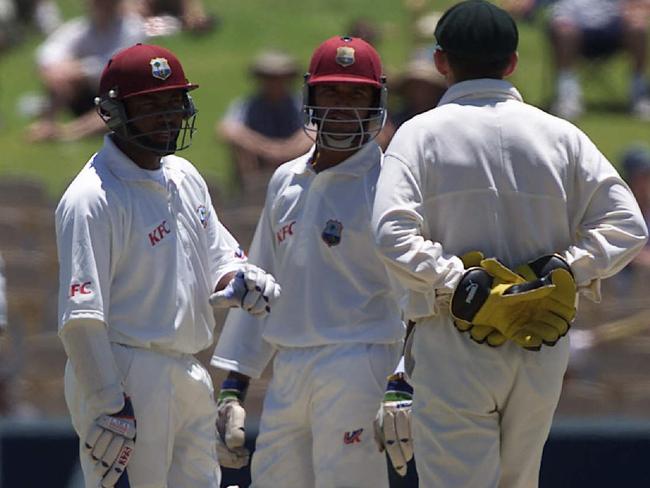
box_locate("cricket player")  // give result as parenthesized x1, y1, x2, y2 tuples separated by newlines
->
(371, 1, 649, 487)
(56, 43, 280, 488)
(211, 36, 410, 487)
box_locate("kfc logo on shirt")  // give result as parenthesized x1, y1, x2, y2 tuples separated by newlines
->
(149, 220, 172, 246)
(276, 221, 296, 244)
(70, 281, 92, 297)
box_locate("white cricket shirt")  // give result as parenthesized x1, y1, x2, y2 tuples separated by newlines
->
(56, 135, 246, 354)
(212, 142, 405, 378)
(372, 79, 648, 320)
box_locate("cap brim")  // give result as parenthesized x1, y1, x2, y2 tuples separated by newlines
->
(308, 74, 381, 88)
(122, 83, 199, 99)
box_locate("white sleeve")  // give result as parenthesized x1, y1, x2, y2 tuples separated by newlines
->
(36, 19, 84, 68)
(0, 254, 6, 331)
(564, 132, 649, 301)
(372, 133, 464, 307)
(211, 189, 279, 378)
(56, 190, 114, 327)
(205, 189, 247, 289)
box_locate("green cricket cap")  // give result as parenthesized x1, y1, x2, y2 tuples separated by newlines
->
(434, 0, 518, 62)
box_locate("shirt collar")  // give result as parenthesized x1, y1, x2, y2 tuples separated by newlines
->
(289, 142, 381, 177)
(438, 79, 523, 107)
(99, 134, 182, 184)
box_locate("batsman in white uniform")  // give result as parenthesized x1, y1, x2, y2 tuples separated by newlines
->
(372, 2, 649, 488)
(211, 36, 411, 487)
(56, 43, 280, 488)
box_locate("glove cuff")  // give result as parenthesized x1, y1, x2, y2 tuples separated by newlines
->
(218, 377, 248, 403)
(385, 373, 413, 401)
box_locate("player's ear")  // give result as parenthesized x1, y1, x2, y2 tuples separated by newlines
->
(503, 52, 519, 78)
(433, 49, 451, 83)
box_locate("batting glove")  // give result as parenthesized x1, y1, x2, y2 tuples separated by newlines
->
(210, 264, 281, 317)
(373, 373, 413, 477)
(84, 395, 136, 488)
(216, 378, 250, 469)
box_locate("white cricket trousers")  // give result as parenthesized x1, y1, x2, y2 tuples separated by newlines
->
(410, 317, 569, 488)
(251, 342, 401, 488)
(64, 344, 221, 488)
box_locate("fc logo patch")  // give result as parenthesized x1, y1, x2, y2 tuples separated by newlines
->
(321, 219, 343, 247)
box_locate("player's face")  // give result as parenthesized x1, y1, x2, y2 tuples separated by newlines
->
(124, 90, 186, 151)
(312, 83, 375, 135)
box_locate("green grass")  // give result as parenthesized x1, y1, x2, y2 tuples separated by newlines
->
(0, 0, 648, 200)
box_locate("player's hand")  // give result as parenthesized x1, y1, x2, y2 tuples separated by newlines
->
(210, 265, 281, 317)
(215, 380, 250, 469)
(84, 395, 136, 488)
(455, 252, 508, 347)
(514, 254, 577, 347)
(373, 373, 413, 477)
(451, 257, 559, 349)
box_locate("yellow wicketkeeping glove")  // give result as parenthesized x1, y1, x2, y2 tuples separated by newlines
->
(451, 256, 559, 349)
(514, 254, 577, 347)
(456, 252, 509, 347)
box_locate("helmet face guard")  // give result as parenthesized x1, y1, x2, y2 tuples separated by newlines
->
(96, 90, 197, 156)
(302, 84, 387, 151)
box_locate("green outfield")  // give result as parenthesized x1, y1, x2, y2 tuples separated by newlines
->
(0, 0, 648, 199)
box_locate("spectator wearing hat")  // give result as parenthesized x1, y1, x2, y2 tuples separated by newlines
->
(26, 0, 146, 142)
(391, 58, 447, 128)
(217, 49, 312, 190)
(377, 58, 447, 148)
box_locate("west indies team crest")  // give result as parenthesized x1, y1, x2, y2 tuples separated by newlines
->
(321, 219, 343, 247)
(150, 57, 172, 80)
(335, 46, 355, 67)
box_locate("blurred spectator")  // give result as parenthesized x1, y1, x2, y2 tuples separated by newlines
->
(14, 0, 62, 35)
(377, 58, 447, 148)
(548, 0, 650, 120)
(0, 0, 15, 52)
(391, 58, 446, 127)
(134, 0, 217, 34)
(26, 0, 146, 142)
(348, 17, 381, 46)
(622, 144, 650, 268)
(0, 253, 5, 336)
(217, 50, 312, 189)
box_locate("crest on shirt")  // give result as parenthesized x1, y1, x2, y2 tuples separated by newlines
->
(196, 205, 208, 228)
(321, 219, 343, 247)
(150, 57, 172, 80)
(336, 47, 355, 67)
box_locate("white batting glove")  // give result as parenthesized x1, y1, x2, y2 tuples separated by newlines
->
(373, 373, 413, 477)
(84, 395, 136, 487)
(215, 379, 250, 469)
(210, 265, 281, 317)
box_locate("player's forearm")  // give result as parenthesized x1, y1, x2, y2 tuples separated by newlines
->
(564, 181, 648, 299)
(59, 319, 125, 418)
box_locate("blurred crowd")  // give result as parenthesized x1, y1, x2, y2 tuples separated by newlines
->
(0, 0, 649, 421)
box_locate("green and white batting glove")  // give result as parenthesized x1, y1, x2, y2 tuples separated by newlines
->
(216, 378, 250, 469)
(373, 372, 414, 477)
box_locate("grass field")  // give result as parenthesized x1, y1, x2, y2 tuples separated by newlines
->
(0, 0, 648, 200)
